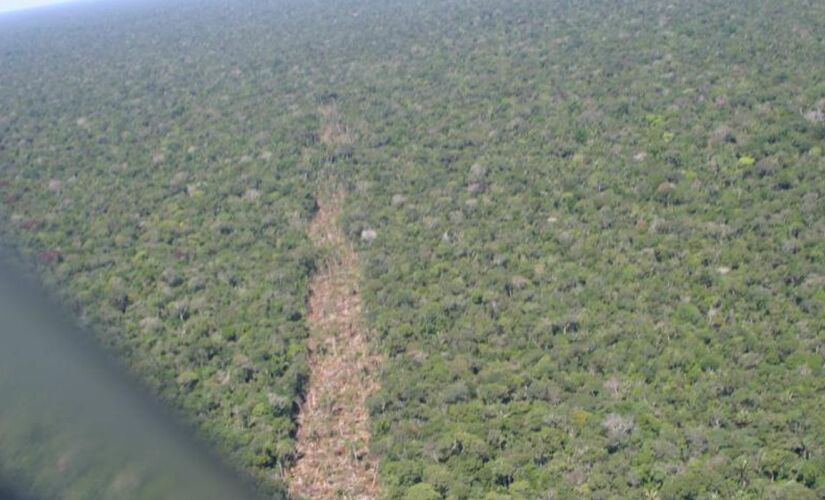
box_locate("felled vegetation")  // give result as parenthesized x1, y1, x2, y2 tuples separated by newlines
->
(288, 190, 381, 499)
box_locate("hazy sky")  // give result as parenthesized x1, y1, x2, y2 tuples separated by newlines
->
(0, 0, 80, 14)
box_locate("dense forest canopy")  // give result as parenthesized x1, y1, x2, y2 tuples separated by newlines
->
(1, 0, 824, 498)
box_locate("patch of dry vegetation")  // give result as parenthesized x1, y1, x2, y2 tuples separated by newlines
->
(319, 103, 354, 148)
(288, 191, 381, 499)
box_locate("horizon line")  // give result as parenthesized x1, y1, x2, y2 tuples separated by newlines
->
(0, 0, 87, 15)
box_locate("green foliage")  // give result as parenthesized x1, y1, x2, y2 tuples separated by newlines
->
(0, 1, 321, 494)
(404, 483, 441, 500)
(335, 0, 825, 497)
(2, 0, 825, 497)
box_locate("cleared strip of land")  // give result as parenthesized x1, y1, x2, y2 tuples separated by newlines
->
(287, 190, 381, 499)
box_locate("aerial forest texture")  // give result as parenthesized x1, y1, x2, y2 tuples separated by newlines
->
(1, 0, 824, 498)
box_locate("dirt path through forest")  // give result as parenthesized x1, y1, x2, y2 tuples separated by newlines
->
(287, 190, 381, 499)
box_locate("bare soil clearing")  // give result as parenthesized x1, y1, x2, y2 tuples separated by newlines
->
(287, 192, 381, 499)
